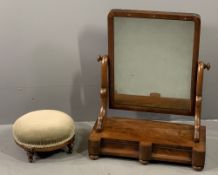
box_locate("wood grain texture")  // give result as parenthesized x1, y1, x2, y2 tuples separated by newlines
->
(89, 9, 209, 171)
(89, 117, 206, 169)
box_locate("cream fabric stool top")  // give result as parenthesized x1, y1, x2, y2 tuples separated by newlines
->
(13, 110, 75, 162)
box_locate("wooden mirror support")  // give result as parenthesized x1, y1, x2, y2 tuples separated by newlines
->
(96, 55, 108, 131)
(194, 62, 210, 142)
(88, 9, 210, 171)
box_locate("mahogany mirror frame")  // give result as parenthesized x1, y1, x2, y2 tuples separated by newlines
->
(108, 9, 201, 116)
(89, 10, 210, 170)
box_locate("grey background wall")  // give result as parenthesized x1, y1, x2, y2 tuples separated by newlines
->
(0, 0, 217, 124)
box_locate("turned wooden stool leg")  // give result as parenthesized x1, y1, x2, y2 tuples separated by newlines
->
(67, 137, 75, 153)
(67, 143, 73, 153)
(26, 150, 34, 163)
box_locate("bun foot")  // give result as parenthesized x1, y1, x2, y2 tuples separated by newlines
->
(89, 155, 99, 160)
(139, 159, 149, 165)
(192, 165, 204, 171)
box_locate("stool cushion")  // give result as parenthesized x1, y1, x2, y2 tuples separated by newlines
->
(13, 110, 75, 149)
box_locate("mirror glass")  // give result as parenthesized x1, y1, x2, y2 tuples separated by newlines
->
(114, 17, 195, 99)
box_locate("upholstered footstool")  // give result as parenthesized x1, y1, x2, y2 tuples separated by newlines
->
(12, 110, 75, 162)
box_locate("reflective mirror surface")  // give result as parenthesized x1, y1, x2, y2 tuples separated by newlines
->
(114, 17, 195, 99)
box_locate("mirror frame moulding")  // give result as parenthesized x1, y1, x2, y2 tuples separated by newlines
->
(108, 9, 201, 116)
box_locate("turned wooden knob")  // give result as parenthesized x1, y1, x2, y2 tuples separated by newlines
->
(97, 55, 103, 62)
(203, 63, 210, 70)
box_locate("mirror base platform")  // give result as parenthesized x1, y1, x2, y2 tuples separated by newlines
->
(88, 117, 205, 171)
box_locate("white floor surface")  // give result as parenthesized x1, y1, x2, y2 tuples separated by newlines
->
(0, 121, 218, 175)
